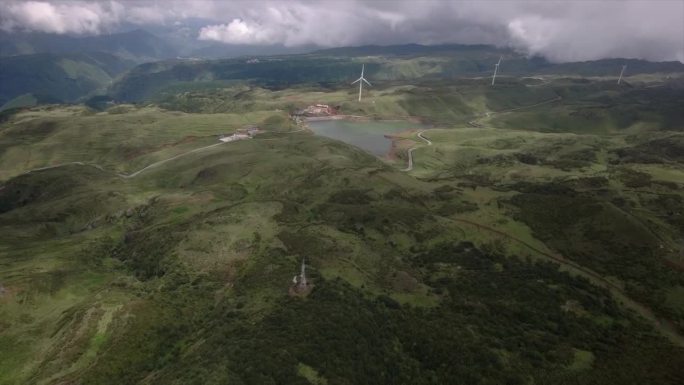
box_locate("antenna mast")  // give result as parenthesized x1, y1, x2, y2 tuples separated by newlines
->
(299, 258, 307, 289)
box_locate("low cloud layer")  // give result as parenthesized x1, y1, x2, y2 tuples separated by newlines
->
(1, 1, 120, 34)
(1, 0, 683, 63)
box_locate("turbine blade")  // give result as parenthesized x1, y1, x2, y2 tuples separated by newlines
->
(363, 78, 371, 86)
(351, 78, 361, 84)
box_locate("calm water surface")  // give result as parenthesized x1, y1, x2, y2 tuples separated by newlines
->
(307, 119, 427, 156)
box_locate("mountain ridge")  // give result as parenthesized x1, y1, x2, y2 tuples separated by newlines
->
(0, 29, 177, 62)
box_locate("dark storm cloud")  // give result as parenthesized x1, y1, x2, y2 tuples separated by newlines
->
(1, 0, 683, 62)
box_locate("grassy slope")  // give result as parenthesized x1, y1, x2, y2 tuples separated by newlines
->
(0, 105, 290, 180)
(1, 74, 683, 384)
(2, 127, 683, 384)
(393, 76, 684, 334)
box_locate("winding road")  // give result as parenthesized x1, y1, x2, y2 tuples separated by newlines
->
(401, 130, 432, 172)
(401, 96, 563, 172)
(467, 96, 562, 128)
(11, 141, 229, 180)
(122, 141, 225, 178)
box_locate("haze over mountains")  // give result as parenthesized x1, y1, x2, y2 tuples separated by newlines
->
(0, 28, 313, 61)
(0, 29, 173, 60)
(0, 27, 313, 108)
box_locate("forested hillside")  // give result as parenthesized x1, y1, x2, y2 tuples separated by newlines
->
(0, 52, 133, 109)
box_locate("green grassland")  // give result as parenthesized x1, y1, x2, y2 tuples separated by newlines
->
(2, 126, 683, 384)
(391, 77, 684, 337)
(0, 105, 293, 180)
(1, 62, 684, 384)
(487, 82, 684, 134)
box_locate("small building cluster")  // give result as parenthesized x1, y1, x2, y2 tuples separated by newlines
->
(219, 126, 261, 143)
(295, 104, 337, 117)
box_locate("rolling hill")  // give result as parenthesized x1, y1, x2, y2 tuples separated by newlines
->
(1, 100, 683, 384)
(1, 39, 684, 385)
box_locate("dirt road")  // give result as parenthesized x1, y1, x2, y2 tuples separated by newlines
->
(402, 130, 432, 172)
(3, 127, 309, 183)
(467, 96, 562, 127)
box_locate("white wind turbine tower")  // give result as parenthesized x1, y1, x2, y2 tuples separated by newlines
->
(617, 64, 627, 85)
(352, 64, 372, 101)
(491, 56, 503, 86)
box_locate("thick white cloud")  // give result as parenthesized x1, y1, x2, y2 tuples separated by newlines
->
(194, 0, 684, 62)
(1, 0, 683, 63)
(199, 19, 277, 45)
(1, 1, 121, 34)
(198, 2, 392, 47)
(504, 1, 684, 62)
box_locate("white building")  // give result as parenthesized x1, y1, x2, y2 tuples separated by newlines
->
(219, 133, 250, 143)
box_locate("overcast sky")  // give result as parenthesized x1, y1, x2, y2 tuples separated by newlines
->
(1, 0, 683, 62)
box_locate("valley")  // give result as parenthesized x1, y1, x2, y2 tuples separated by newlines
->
(1, 42, 683, 385)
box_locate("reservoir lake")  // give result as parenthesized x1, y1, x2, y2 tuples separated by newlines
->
(307, 119, 427, 156)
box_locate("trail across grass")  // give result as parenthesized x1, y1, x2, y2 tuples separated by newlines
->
(468, 95, 562, 127)
(7, 128, 311, 182)
(12, 141, 229, 180)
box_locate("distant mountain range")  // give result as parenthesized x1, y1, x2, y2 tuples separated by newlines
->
(314, 43, 500, 56)
(0, 29, 316, 62)
(1, 29, 683, 109)
(0, 29, 319, 109)
(0, 52, 133, 109)
(0, 29, 177, 63)
(108, 45, 684, 102)
(188, 43, 315, 60)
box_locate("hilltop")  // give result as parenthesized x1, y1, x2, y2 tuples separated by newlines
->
(0, 42, 683, 385)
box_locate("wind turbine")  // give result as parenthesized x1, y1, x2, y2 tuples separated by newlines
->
(351, 64, 371, 101)
(617, 64, 627, 85)
(491, 56, 503, 86)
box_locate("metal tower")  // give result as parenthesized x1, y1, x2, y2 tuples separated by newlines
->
(298, 258, 307, 289)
